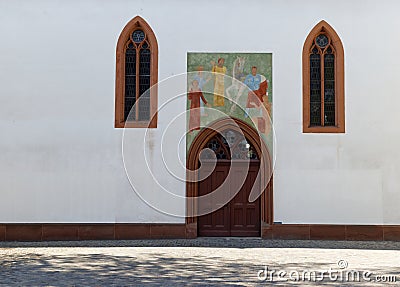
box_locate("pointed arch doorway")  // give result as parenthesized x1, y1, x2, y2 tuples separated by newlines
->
(186, 118, 273, 238)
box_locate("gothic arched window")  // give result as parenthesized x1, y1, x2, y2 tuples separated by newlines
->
(115, 16, 158, 128)
(303, 20, 344, 133)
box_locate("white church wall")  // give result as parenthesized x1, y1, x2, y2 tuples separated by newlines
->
(0, 0, 399, 224)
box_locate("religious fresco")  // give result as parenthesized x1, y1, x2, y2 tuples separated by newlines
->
(186, 53, 273, 155)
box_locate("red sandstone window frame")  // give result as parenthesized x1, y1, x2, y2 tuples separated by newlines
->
(115, 16, 158, 128)
(303, 20, 345, 133)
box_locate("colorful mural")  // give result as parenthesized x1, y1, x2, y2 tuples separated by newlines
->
(187, 53, 273, 154)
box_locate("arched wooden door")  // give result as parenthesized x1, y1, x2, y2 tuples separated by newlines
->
(197, 129, 261, 237)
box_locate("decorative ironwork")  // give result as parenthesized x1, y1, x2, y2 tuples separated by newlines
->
(316, 34, 329, 48)
(203, 137, 229, 160)
(124, 45, 136, 121)
(132, 30, 145, 43)
(138, 48, 151, 121)
(310, 46, 321, 126)
(324, 47, 335, 126)
(309, 33, 336, 127)
(139, 48, 151, 94)
(124, 29, 152, 121)
(200, 129, 258, 161)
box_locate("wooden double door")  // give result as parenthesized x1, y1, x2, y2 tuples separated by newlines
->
(198, 161, 261, 237)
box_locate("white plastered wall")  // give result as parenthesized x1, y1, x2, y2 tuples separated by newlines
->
(0, 0, 399, 224)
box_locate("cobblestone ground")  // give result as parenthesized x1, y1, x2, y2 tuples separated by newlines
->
(1, 239, 400, 286)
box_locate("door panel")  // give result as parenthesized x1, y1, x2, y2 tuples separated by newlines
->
(230, 164, 260, 236)
(198, 163, 230, 236)
(198, 161, 260, 237)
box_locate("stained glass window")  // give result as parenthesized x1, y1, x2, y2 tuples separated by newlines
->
(124, 30, 152, 122)
(308, 33, 336, 127)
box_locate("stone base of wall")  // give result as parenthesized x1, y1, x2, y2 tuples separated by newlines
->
(0, 224, 186, 241)
(262, 224, 400, 241)
(1, 224, 400, 241)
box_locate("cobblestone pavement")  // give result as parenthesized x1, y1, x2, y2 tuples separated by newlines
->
(1, 238, 400, 286)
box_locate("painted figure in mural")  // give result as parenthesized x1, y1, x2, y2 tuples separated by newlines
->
(210, 58, 227, 107)
(193, 66, 211, 116)
(188, 79, 210, 132)
(226, 56, 246, 112)
(244, 66, 269, 133)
